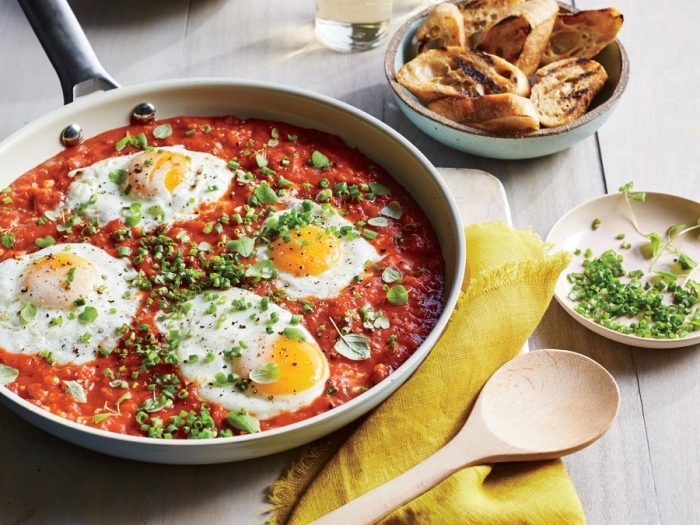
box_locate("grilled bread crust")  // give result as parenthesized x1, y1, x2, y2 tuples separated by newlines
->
(428, 93, 540, 133)
(530, 57, 608, 127)
(540, 7, 624, 66)
(396, 46, 531, 104)
(416, 3, 467, 54)
(397, 2, 620, 134)
(458, 0, 527, 47)
(476, 0, 558, 77)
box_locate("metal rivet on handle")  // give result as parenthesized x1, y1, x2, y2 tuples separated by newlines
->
(60, 124, 84, 147)
(132, 102, 156, 122)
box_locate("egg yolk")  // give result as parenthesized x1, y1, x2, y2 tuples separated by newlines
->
(270, 225, 341, 277)
(21, 253, 99, 310)
(125, 150, 189, 198)
(237, 337, 328, 396)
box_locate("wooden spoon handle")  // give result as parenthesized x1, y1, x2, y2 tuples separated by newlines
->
(309, 439, 474, 525)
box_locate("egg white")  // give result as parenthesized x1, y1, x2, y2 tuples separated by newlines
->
(158, 288, 329, 419)
(61, 146, 234, 231)
(257, 198, 383, 299)
(0, 243, 139, 366)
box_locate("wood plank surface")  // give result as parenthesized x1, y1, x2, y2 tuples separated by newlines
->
(0, 0, 698, 524)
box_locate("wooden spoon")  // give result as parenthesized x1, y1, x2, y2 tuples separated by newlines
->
(310, 349, 620, 525)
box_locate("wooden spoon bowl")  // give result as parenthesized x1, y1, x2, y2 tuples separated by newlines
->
(311, 349, 620, 524)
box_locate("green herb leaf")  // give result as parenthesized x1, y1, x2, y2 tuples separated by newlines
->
(115, 134, 131, 151)
(93, 413, 112, 424)
(380, 201, 403, 219)
(368, 217, 389, 227)
(282, 327, 307, 342)
(19, 303, 37, 324)
(226, 410, 261, 433)
(255, 153, 268, 168)
(387, 285, 409, 306)
(250, 362, 280, 384)
(35, 236, 56, 248)
(381, 267, 401, 283)
(124, 213, 141, 227)
(153, 123, 173, 139)
(135, 132, 148, 149)
(254, 184, 279, 204)
(63, 380, 87, 403)
(44, 210, 61, 222)
(374, 314, 391, 329)
(316, 189, 333, 202)
(648, 232, 663, 257)
(309, 151, 330, 170)
(147, 205, 164, 217)
(668, 223, 687, 240)
(226, 237, 255, 257)
(78, 306, 98, 323)
(115, 132, 148, 151)
(368, 183, 391, 196)
(245, 260, 277, 280)
(1, 232, 15, 249)
(335, 332, 371, 361)
(109, 169, 127, 186)
(140, 395, 171, 413)
(678, 253, 697, 270)
(0, 364, 19, 386)
(328, 317, 371, 360)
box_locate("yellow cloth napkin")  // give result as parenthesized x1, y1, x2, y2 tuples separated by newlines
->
(268, 222, 582, 524)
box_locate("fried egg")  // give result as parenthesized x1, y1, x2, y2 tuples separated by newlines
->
(61, 146, 234, 230)
(257, 198, 382, 299)
(159, 288, 329, 419)
(0, 243, 139, 365)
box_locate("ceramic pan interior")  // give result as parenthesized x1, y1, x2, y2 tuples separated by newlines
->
(0, 79, 466, 464)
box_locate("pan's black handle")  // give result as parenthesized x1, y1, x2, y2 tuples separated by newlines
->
(17, 0, 120, 105)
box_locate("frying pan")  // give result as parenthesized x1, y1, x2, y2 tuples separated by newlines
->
(0, 0, 465, 464)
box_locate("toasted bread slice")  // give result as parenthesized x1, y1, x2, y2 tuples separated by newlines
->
(476, 0, 559, 77)
(428, 93, 540, 133)
(458, 0, 527, 46)
(416, 3, 466, 54)
(396, 46, 531, 104)
(540, 8, 624, 66)
(530, 57, 608, 127)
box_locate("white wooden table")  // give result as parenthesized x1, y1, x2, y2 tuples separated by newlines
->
(0, 1, 698, 524)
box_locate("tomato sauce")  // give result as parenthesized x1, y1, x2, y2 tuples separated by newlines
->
(0, 115, 445, 438)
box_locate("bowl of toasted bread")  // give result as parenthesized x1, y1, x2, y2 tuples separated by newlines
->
(385, 0, 629, 159)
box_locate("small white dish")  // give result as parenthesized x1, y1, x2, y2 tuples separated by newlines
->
(547, 191, 700, 349)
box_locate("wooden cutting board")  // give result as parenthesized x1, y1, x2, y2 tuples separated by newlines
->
(0, 169, 511, 525)
(438, 168, 511, 227)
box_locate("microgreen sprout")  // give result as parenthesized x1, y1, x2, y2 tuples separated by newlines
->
(329, 318, 370, 361)
(620, 182, 700, 283)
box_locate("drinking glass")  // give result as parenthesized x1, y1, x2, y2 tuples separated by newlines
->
(315, 0, 393, 52)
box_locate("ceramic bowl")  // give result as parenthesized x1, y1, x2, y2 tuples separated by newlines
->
(0, 79, 466, 464)
(385, 2, 630, 159)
